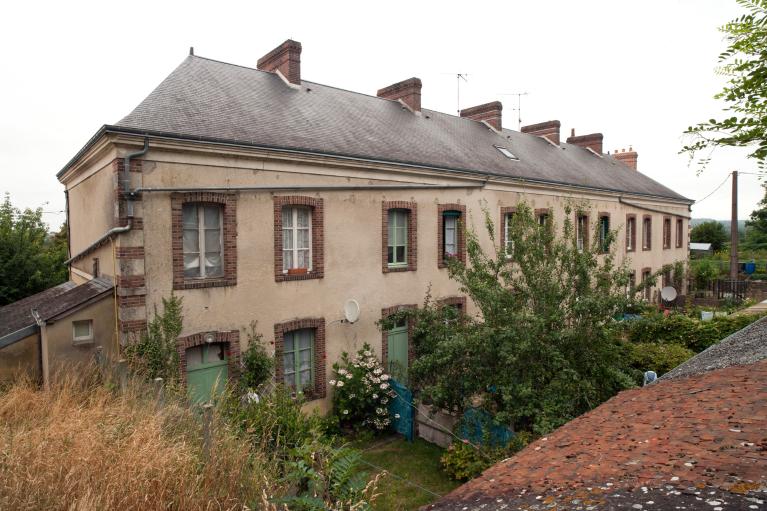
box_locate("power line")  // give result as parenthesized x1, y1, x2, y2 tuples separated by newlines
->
(695, 172, 731, 204)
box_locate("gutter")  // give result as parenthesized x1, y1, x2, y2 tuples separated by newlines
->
(131, 183, 485, 195)
(618, 197, 692, 219)
(64, 225, 131, 265)
(0, 324, 39, 350)
(58, 126, 694, 205)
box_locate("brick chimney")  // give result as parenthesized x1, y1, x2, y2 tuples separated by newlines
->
(460, 101, 503, 131)
(566, 129, 604, 154)
(377, 78, 422, 112)
(257, 39, 302, 85)
(521, 120, 561, 145)
(614, 147, 638, 170)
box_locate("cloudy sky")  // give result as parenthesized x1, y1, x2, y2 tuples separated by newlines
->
(0, 0, 760, 229)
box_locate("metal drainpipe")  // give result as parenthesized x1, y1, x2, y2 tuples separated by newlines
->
(123, 138, 149, 218)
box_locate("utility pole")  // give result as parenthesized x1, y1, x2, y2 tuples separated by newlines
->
(730, 170, 738, 280)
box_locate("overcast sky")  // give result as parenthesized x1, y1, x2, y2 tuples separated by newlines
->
(0, 0, 760, 229)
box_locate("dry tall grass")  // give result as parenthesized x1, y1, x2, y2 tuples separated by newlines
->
(0, 366, 275, 510)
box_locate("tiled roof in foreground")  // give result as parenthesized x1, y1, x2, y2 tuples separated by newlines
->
(112, 55, 689, 202)
(427, 359, 767, 510)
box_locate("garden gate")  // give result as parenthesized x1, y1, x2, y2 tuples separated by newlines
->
(388, 379, 414, 441)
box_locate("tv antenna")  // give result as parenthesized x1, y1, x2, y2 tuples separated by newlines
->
(456, 73, 468, 114)
(500, 92, 529, 130)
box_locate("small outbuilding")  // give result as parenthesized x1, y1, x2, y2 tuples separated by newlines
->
(0, 278, 116, 385)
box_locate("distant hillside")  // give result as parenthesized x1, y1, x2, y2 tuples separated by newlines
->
(690, 218, 747, 235)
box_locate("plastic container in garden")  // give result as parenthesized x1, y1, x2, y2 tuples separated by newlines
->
(701, 311, 714, 321)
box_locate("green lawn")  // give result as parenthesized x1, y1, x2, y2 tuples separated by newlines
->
(354, 436, 461, 511)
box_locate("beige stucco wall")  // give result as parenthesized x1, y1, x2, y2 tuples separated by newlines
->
(45, 295, 117, 375)
(127, 145, 689, 413)
(0, 334, 39, 383)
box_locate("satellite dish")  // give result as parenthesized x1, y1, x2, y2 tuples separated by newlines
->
(343, 299, 360, 323)
(660, 286, 677, 302)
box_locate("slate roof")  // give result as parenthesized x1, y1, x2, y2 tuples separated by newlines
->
(0, 279, 113, 341)
(89, 55, 689, 202)
(662, 315, 767, 381)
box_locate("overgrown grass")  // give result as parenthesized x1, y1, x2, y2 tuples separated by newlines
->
(356, 436, 460, 511)
(0, 367, 275, 510)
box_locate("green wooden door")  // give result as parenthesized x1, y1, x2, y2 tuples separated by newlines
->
(186, 343, 228, 404)
(387, 321, 409, 382)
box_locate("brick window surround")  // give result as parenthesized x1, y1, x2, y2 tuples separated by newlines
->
(575, 211, 589, 251)
(439, 295, 467, 313)
(642, 215, 653, 251)
(382, 201, 418, 273)
(500, 206, 516, 253)
(626, 214, 637, 253)
(438, 203, 467, 268)
(381, 305, 417, 372)
(171, 192, 237, 290)
(535, 208, 552, 223)
(177, 330, 241, 385)
(663, 216, 672, 250)
(676, 218, 684, 248)
(598, 212, 611, 254)
(274, 318, 326, 400)
(274, 196, 324, 282)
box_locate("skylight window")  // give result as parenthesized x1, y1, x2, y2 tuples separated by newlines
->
(495, 146, 518, 160)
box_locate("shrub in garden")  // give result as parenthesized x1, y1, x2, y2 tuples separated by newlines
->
(124, 293, 183, 384)
(441, 432, 533, 481)
(627, 342, 695, 377)
(329, 343, 396, 432)
(240, 321, 274, 391)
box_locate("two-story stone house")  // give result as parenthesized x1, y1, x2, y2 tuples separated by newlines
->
(54, 40, 692, 407)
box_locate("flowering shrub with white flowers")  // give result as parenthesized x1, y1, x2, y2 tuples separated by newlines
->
(329, 343, 397, 431)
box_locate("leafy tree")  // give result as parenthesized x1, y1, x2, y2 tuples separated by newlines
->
(682, 0, 767, 169)
(383, 204, 636, 434)
(691, 220, 729, 252)
(0, 194, 68, 305)
(744, 184, 767, 249)
(239, 321, 275, 391)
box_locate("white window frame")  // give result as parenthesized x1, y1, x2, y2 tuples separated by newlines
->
(282, 206, 313, 273)
(627, 217, 635, 251)
(504, 213, 514, 257)
(444, 214, 459, 257)
(388, 209, 409, 268)
(72, 319, 94, 344)
(183, 204, 224, 279)
(643, 218, 652, 250)
(576, 215, 588, 252)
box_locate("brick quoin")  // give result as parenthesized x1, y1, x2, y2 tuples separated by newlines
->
(273, 318, 326, 400)
(115, 246, 145, 259)
(120, 319, 147, 333)
(177, 330, 240, 385)
(381, 201, 418, 273)
(117, 295, 146, 308)
(116, 275, 145, 288)
(171, 192, 238, 290)
(437, 203, 467, 268)
(273, 196, 324, 282)
(380, 305, 417, 372)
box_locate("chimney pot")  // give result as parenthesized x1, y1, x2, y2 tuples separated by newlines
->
(377, 77, 422, 113)
(614, 146, 639, 170)
(521, 120, 561, 145)
(459, 101, 503, 131)
(566, 132, 604, 154)
(571, 128, 575, 137)
(257, 39, 302, 85)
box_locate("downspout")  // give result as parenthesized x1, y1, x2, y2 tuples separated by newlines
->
(64, 189, 71, 260)
(63, 137, 149, 267)
(123, 137, 149, 219)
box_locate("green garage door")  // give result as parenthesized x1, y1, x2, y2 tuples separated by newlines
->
(186, 343, 228, 404)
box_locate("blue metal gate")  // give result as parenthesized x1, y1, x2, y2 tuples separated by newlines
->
(388, 379, 414, 441)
